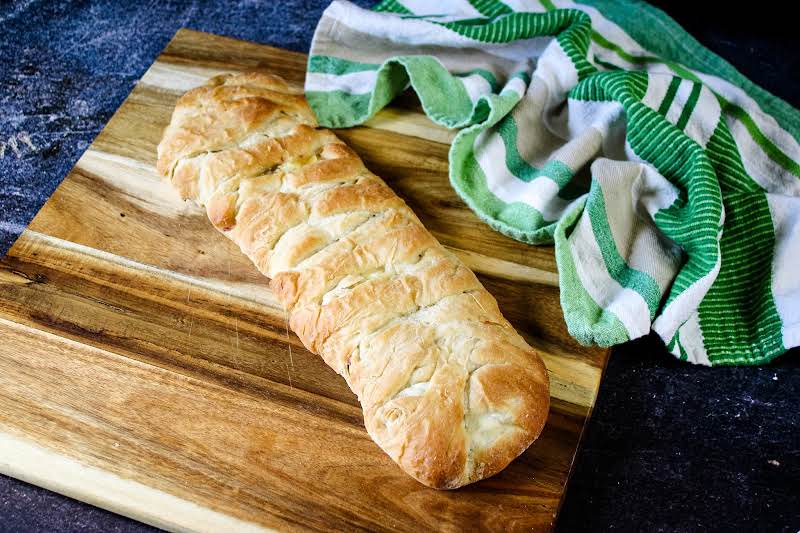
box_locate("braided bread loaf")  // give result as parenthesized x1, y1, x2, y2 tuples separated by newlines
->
(157, 72, 549, 489)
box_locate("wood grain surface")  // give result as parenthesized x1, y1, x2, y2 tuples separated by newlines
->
(0, 29, 609, 532)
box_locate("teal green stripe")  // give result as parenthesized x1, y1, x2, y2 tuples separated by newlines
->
(675, 82, 703, 131)
(586, 183, 663, 317)
(307, 55, 379, 75)
(657, 76, 681, 116)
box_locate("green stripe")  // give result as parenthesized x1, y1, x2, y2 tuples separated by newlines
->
(431, 9, 596, 79)
(593, 55, 622, 71)
(576, 0, 800, 143)
(554, 199, 631, 347)
(456, 68, 501, 93)
(598, 85, 723, 314)
(437, 8, 586, 44)
(310, 55, 485, 129)
(667, 62, 699, 82)
(675, 82, 702, 131)
(569, 69, 647, 102)
(717, 95, 800, 178)
(676, 333, 689, 361)
(570, 7, 800, 177)
(546, 0, 674, 78)
(571, 3, 800, 178)
(510, 70, 532, 85)
(397, 14, 456, 19)
(453, 68, 532, 95)
(448, 92, 562, 245)
(591, 30, 699, 85)
(373, 0, 412, 14)
(706, 113, 761, 193)
(399, 56, 477, 126)
(307, 55, 379, 75)
(468, 0, 513, 17)
(305, 90, 372, 126)
(591, 29, 658, 65)
(666, 332, 677, 352)
(586, 182, 663, 318)
(496, 115, 574, 189)
(695, 120, 784, 364)
(657, 76, 681, 116)
(455, 144, 558, 243)
(371, 1, 800, 182)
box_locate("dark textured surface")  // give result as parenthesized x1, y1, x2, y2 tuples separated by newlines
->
(0, 475, 151, 533)
(558, 335, 800, 533)
(0, 1, 798, 531)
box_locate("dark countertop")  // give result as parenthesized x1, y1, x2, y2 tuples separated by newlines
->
(1, 2, 798, 531)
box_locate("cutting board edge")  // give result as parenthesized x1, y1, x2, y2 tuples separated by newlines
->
(552, 342, 612, 519)
(0, 430, 271, 533)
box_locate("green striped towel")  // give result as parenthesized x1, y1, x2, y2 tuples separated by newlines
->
(304, 0, 800, 365)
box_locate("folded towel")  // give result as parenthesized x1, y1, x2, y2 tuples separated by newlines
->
(305, 0, 800, 365)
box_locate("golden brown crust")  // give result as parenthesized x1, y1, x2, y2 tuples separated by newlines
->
(157, 71, 550, 489)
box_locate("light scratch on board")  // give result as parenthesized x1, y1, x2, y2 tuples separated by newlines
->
(227, 258, 243, 370)
(234, 316, 241, 368)
(285, 309, 294, 389)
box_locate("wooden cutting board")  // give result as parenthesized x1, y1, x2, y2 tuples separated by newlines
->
(0, 29, 609, 532)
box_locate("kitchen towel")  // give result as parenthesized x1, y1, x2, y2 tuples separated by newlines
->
(304, 0, 800, 365)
